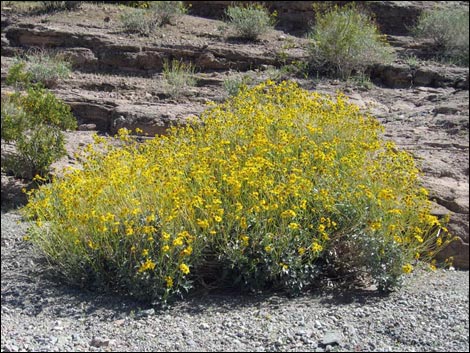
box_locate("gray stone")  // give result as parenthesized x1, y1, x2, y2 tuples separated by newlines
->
(78, 123, 97, 131)
(90, 337, 110, 348)
(320, 331, 343, 346)
(136, 308, 155, 317)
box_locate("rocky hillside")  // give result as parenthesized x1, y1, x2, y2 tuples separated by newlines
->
(1, 1, 468, 268)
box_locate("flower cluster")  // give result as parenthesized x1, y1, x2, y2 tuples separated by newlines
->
(23, 81, 452, 303)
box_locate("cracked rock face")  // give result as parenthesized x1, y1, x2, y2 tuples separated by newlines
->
(1, 1, 468, 268)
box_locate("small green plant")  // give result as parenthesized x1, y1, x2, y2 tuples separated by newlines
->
(274, 43, 310, 79)
(162, 59, 197, 98)
(412, 5, 469, 66)
(1, 86, 77, 179)
(349, 73, 374, 90)
(223, 74, 252, 96)
(1, 98, 29, 142)
(403, 53, 420, 68)
(7, 51, 72, 88)
(224, 3, 276, 40)
(308, 4, 394, 79)
(120, 8, 157, 36)
(281, 60, 309, 79)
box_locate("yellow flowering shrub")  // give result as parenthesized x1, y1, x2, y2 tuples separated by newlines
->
(23, 81, 452, 303)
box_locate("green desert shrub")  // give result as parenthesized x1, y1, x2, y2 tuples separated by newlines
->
(7, 51, 72, 88)
(308, 4, 394, 78)
(120, 8, 157, 36)
(224, 3, 276, 40)
(412, 5, 469, 66)
(1, 86, 77, 179)
(22, 81, 452, 304)
(40, 1, 82, 12)
(5, 61, 32, 88)
(120, 1, 187, 34)
(149, 1, 187, 26)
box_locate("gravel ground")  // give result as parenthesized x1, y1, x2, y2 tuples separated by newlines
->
(1, 210, 469, 352)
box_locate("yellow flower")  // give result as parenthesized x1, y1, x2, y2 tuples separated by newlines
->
(165, 276, 173, 288)
(143, 226, 155, 235)
(181, 246, 193, 256)
(378, 188, 394, 200)
(425, 215, 440, 226)
(264, 245, 273, 253)
(179, 263, 190, 275)
(429, 259, 437, 271)
(288, 222, 300, 230)
(281, 209, 296, 219)
(298, 247, 306, 255)
(138, 258, 156, 273)
(162, 245, 170, 252)
(196, 218, 210, 229)
(402, 263, 413, 274)
(87, 240, 98, 250)
(369, 221, 381, 231)
(142, 249, 149, 257)
(214, 215, 222, 223)
(311, 242, 323, 253)
(240, 235, 249, 246)
(321, 232, 329, 241)
(240, 217, 247, 230)
(173, 237, 184, 247)
(126, 227, 134, 236)
(33, 174, 47, 182)
(419, 187, 429, 197)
